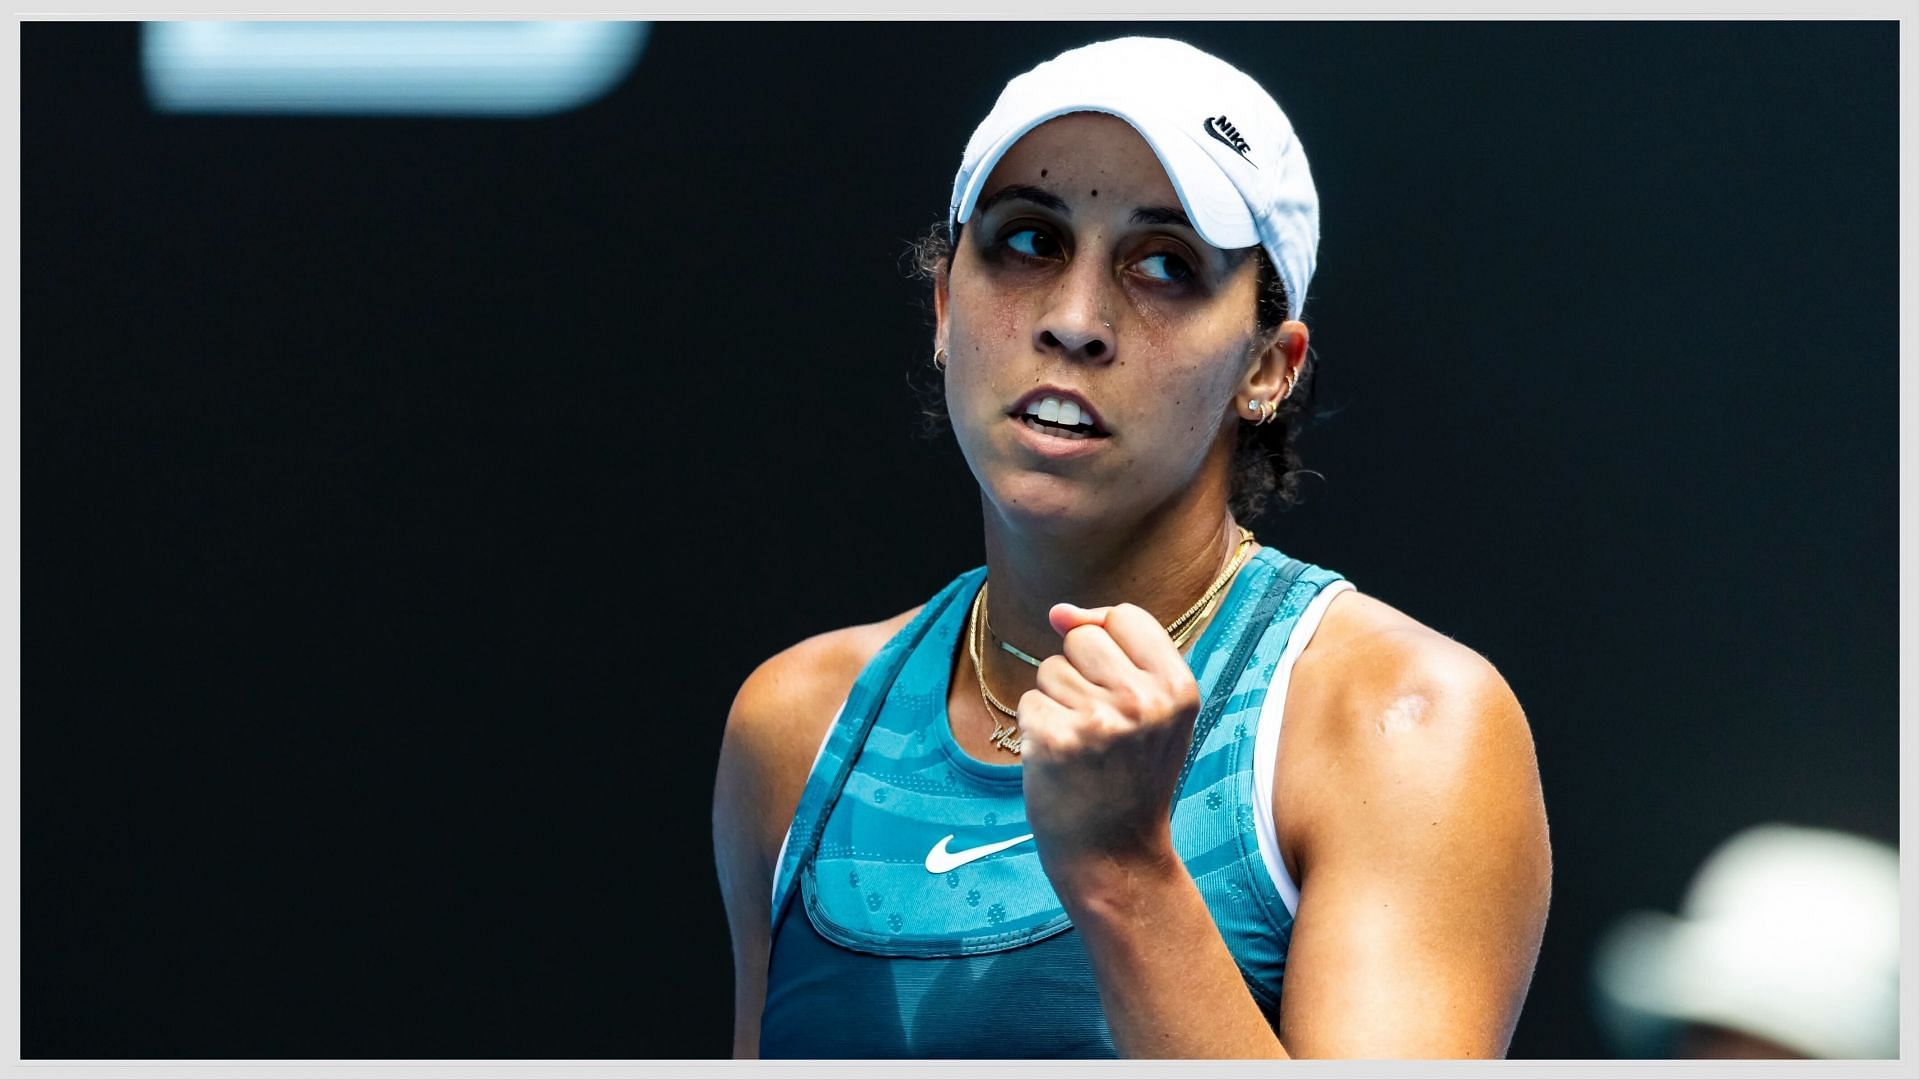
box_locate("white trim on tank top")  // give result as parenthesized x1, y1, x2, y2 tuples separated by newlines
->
(768, 579, 1351, 914)
(1252, 577, 1354, 916)
(770, 700, 845, 908)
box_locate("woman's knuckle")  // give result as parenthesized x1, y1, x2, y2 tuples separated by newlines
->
(1140, 688, 1173, 719)
(1176, 678, 1201, 711)
(1063, 624, 1102, 650)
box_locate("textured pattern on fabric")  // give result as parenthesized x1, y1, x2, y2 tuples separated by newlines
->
(802, 573, 1070, 954)
(760, 548, 1347, 1057)
(767, 571, 979, 926)
(1173, 557, 1346, 1006)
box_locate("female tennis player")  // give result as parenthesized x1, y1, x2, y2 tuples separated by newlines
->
(713, 36, 1551, 1059)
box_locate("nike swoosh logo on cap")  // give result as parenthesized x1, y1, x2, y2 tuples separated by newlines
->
(1203, 115, 1256, 165)
(924, 832, 1036, 874)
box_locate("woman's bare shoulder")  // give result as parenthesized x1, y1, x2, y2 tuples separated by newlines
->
(728, 605, 925, 749)
(1278, 587, 1539, 870)
(1290, 588, 1514, 726)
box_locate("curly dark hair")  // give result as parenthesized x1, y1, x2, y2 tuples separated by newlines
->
(904, 220, 1318, 521)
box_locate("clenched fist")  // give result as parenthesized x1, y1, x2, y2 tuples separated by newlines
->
(1019, 601, 1204, 898)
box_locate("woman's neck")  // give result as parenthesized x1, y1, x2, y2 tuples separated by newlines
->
(975, 499, 1253, 687)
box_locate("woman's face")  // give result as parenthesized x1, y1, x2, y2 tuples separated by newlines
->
(936, 111, 1295, 534)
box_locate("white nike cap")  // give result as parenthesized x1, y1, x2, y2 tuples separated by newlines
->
(948, 36, 1319, 322)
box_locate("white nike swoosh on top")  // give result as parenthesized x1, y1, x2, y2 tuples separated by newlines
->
(924, 832, 1036, 874)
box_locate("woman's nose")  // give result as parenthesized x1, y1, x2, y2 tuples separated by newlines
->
(1034, 259, 1114, 362)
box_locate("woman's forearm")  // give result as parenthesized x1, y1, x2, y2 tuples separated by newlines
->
(1056, 850, 1291, 1059)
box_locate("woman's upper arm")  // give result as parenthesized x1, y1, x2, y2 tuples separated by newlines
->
(713, 659, 779, 1058)
(1275, 631, 1551, 1058)
(712, 638, 841, 1058)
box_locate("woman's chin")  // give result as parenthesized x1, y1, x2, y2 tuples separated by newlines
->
(981, 473, 1130, 534)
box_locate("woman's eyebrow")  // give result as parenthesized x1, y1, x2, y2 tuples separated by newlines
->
(975, 184, 1067, 217)
(1131, 205, 1195, 230)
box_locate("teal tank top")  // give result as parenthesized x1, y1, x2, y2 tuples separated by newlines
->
(760, 546, 1349, 1058)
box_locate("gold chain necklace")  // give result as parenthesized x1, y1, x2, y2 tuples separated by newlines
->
(966, 526, 1258, 755)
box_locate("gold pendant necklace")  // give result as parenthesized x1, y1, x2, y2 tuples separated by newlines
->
(966, 585, 1026, 754)
(967, 525, 1258, 756)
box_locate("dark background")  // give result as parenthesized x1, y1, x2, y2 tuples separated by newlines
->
(23, 20, 1899, 1059)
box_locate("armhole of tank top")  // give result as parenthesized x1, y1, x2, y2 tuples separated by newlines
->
(768, 695, 849, 909)
(1252, 578, 1355, 917)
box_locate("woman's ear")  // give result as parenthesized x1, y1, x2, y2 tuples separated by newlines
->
(1245, 319, 1310, 403)
(1277, 320, 1309, 394)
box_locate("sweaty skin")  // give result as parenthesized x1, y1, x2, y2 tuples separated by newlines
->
(714, 112, 1551, 1059)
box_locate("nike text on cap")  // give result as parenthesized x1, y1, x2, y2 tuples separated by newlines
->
(948, 36, 1319, 323)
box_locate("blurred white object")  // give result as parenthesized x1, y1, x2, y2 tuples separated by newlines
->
(142, 22, 647, 117)
(1592, 823, 1900, 1059)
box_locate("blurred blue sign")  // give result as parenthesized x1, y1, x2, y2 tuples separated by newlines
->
(142, 21, 648, 117)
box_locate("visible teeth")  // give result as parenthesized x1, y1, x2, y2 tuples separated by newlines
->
(1023, 416, 1091, 440)
(1020, 395, 1101, 433)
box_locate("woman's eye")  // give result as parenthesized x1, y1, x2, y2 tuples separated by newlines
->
(1138, 252, 1194, 283)
(1005, 227, 1059, 259)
